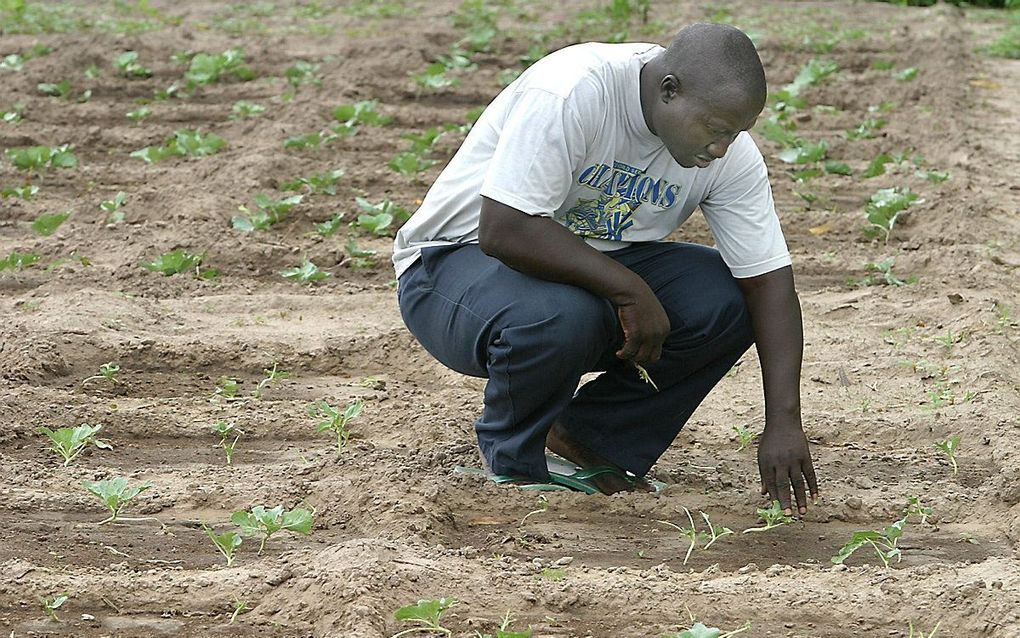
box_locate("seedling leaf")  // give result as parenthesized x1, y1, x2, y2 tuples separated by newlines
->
(31, 212, 70, 236)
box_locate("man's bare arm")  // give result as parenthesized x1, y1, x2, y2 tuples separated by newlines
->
(478, 196, 670, 364)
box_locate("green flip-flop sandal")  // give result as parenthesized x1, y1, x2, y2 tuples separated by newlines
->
(454, 454, 665, 494)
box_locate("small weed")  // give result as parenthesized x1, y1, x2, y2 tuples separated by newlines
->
(907, 621, 941, 638)
(84, 476, 154, 524)
(934, 436, 961, 475)
(741, 501, 796, 534)
(539, 568, 565, 581)
(281, 259, 330, 283)
(114, 51, 152, 78)
(520, 494, 549, 527)
(38, 423, 112, 466)
(211, 420, 242, 464)
(31, 211, 70, 236)
(83, 362, 121, 386)
(131, 129, 226, 163)
(732, 425, 759, 451)
(309, 398, 363, 451)
(252, 363, 288, 400)
(231, 504, 314, 554)
(232, 194, 303, 232)
(41, 594, 69, 622)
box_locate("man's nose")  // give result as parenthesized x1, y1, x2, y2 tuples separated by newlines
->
(706, 138, 732, 159)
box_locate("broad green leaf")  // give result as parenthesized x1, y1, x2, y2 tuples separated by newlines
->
(824, 161, 852, 176)
(777, 140, 827, 164)
(32, 212, 70, 236)
(863, 153, 892, 178)
(0, 251, 41, 271)
(142, 249, 204, 275)
(394, 598, 456, 624)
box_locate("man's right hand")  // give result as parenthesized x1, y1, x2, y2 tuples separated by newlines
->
(615, 291, 670, 365)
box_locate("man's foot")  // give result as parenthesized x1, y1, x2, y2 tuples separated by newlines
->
(546, 422, 654, 495)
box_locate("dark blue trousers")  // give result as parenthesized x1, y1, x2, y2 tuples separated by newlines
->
(397, 242, 754, 480)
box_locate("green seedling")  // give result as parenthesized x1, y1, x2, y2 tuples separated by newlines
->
(0, 251, 41, 272)
(352, 196, 410, 236)
(286, 60, 321, 88)
(131, 129, 226, 163)
(185, 49, 254, 86)
(777, 139, 828, 164)
(154, 82, 183, 100)
(31, 211, 70, 236)
(142, 249, 204, 276)
(894, 67, 919, 82)
(84, 477, 154, 524)
(392, 598, 457, 637)
(908, 621, 941, 638)
(539, 568, 565, 580)
(229, 597, 250, 624)
(856, 257, 916, 287)
(0, 184, 38, 199)
(863, 153, 893, 178)
(203, 524, 242, 566)
(2, 103, 25, 124)
(332, 99, 392, 135)
(403, 128, 445, 155)
(38, 424, 112, 466)
(520, 494, 549, 527)
(659, 507, 705, 565)
(772, 58, 839, 107)
(846, 118, 887, 140)
(114, 51, 152, 77)
(1, 53, 25, 72)
(126, 105, 152, 123)
(281, 169, 344, 195)
(474, 609, 534, 638)
(282, 259, 330, 283)
(634, 363, 658, 391)
(934, 436, 961, 475)
(916, 169, 949, 183)
(6, 144, 77, 172)
(309, 398, 363, 451)
(83, 362, 121, 385)
(316, 214, 344, 237)
(345, 238, 378, 268)
(732, 425, 759, 451)
(232, 194, 303, 232)
(832, 497, 931, 568)
(865, 187, 920, 243)
(101, 191, 128, 223)
(741, 501, 796, 534)
(252, 363, 288, 400)
(214, 376, 241, 400)
(38, 79, 72, 98)
(660, 621, 751, 638)
(284, 130, 338, 149)
(230, 100, 266, 120)
(414, 62, 459, 90)
(211, 420, 242, 464)
(41, 594, 68, 622)
(231, 504, 314, 554)
(84, 64, 101, 79)
(699, 511, 734, 549)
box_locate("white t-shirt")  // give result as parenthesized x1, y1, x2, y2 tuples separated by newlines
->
(392, 42, 791, 280)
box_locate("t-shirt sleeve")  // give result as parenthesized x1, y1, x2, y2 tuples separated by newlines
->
(700, 133, 792, 278)
(480, 87, 588, 216)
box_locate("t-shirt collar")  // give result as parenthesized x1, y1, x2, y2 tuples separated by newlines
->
(630, 44, 665, 147)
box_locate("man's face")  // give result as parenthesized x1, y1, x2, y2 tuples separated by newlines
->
(654, 81, 761, 169)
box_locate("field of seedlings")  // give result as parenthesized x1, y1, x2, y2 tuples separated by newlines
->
(2, 0, 1020, 636)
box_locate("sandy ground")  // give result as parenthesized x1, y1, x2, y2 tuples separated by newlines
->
(1, 1, 1019, 636)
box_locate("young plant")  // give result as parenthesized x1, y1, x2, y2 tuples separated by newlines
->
(101, 191, 128, 223)
(6, 144, 77, 172)
(252, 363, 288, 399)
(31, 211, 70, 236)
(131, 129, 227, 163)
(41, 594, 69, 622)
(732, 425, 759, 451)
(114, 51, 152, 78)
(203, 524, 242, 566)
(777, 139, 828, 164)
(284, 130, 338, 150)
(332, 99, 392, 135)
(474, 609, 534, 638)
(38, 423, 112, 466)
(934, 436, 961, 475)
(0, 184, 39, 199)
(285, 60, 321, 88)
(230, 100, 266, 120)
(741, 501, 796, 534)
(142, 249, 204, 276)
(352, 196, 410, 236)
(126, 105, 152, 123)
(316, 214, 344, 237)
(308, 398, 364, 451)
(214, 376, 241, 401)
(908, 621, 941, 638)
(659, 507, 704, 565)
(229, 597, 250, 624)
(185, 49, 254, 86)
(345, 238, 378, 268)
(856, 257, 916, 287)
(633, 363, 658, 390)
(281, 259, 330, 283)
(84, 477, 154, 524)
(392, 598, 457, 638)
(0, 251, 41, 272)
(38, 79, 72, 98)
(211, 420, 242, 464)
(864, 187, 920, 243)
(520, 494, 549, 527)
(281, 168, 344, 195)
(831, 497, 931, 568)
(232, 194, 303, 232)
(231, 505, 314, 554)
(660, 621, 751, 638)
(82, 362, 121, 385)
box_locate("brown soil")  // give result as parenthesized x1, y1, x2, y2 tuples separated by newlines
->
(2, 1, 1019, 637)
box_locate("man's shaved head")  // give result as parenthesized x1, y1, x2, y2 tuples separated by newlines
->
(640, 23, 767, 169)
(661, 23, 767, 109)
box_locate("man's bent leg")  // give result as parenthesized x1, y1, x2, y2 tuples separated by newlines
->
(558, 242, 755, 477)
(398, 244, 617, 479)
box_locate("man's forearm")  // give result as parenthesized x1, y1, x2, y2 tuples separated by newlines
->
(736, 266, 804, 426)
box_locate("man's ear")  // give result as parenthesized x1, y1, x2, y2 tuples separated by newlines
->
(660, 74, 680, 103)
